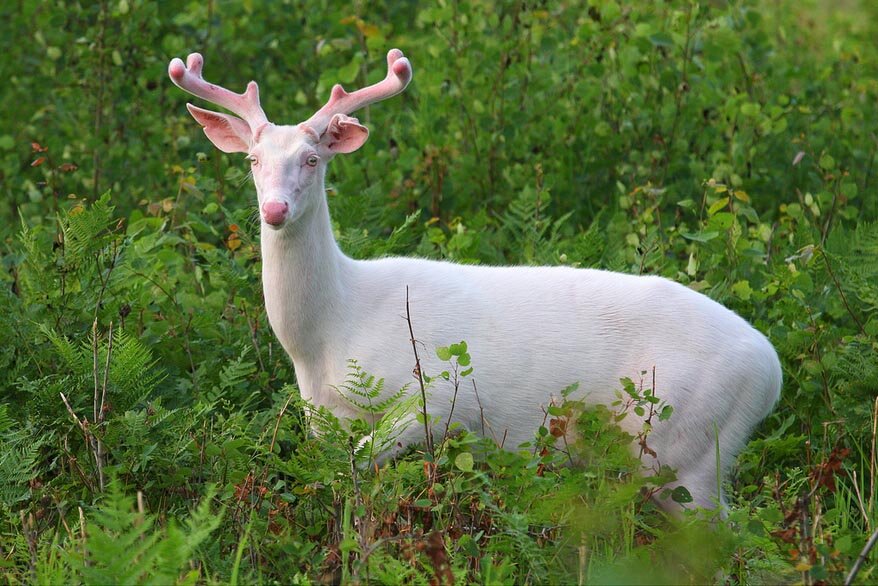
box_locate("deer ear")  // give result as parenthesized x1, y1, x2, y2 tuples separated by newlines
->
(318, 114, 369, 155)
(186, 104, 251, 153)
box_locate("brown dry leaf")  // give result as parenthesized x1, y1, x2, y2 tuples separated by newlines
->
(549, 417, 567, 438)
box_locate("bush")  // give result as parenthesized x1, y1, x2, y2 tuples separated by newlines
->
(1, 0, 877, 583)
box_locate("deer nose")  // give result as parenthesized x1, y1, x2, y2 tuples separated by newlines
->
(261, 201, 289, 226)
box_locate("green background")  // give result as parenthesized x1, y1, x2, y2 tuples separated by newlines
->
(0, 0, 877, 583)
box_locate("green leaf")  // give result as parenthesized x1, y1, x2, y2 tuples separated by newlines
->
(746, 519, 765, 536)
(600, 1, 621, 21)
(671, 486, 693, 504)
(731, 280, 753, 301)
(836, 534, 852, 553)
(649, 32, 674, 47)
(708, 197, 729, 216)
(681, 231, 720, 243)
(841, 181, 858, 199)
(336, 54, 363, 84)
(707, 212, 735, 230)
(454, 452, 474, 472)
(740, 102, 761, 117)
(436, 346, 452, 361)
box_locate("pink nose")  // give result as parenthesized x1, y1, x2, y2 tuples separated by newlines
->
(261, 201, 288, 226)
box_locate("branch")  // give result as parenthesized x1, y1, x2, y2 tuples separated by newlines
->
(405, 286, 433, 459)
(845, 526, 878, 586)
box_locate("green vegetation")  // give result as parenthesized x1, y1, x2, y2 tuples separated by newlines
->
(1, 0, 877, 583)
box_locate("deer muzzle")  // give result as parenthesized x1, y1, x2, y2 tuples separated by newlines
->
(261, 201, 289, 226)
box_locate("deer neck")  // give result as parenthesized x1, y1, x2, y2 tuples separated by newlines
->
(260, 180, 349, 364)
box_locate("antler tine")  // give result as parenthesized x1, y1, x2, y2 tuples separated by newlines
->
(305, 49, 412, 133)
(168, 52, 270, 130)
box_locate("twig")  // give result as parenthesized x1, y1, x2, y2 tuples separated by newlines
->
(871, 396, 878, 520)
(659, 2, 694, 184)
(92, 0, 107, 198)
(254, 388, 299, 508)
(61, 435, 96, 493)
(20, 511, 38, 584)
(800, 490, 812, 586)
(821, 184, 839, 246)
(405, 286, 433, 459)
(347, 438, 368, 563)
(97, 321, 113, 488)
(181, 311, 197, 384)
(471, 379, 498, 445)
(821, 249, 866, 336)
(578, 540, 588, 586)
(268, 389, 297, 456)
(533, 404, 551, 458)
(845, 527, 878, 586)
(79, 506, 89, 566)
(92, 319, 100, 429)
(60, 392, 87, 434)
(241, 300, 266, 373)
(100, 321, 112, 423)
(439, 362, 461, 456)
(91, 320, 108, 492)
(93, 238, 121, 321)
(51, 493, 75, 542)
(851, 471, 870, 532)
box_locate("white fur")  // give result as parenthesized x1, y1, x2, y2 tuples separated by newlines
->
(249, 126, 782, 511)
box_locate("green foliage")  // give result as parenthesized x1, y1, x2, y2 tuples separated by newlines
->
(335, 359, 417, 463)
(1, 0, 877, 583)
(0, 405, 45, 508)
(58, 480, 222, 584)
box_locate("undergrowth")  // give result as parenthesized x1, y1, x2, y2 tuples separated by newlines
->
(1, 0, 878, 583)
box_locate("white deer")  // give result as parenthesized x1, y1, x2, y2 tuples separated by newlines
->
(168, 49, 781, 511)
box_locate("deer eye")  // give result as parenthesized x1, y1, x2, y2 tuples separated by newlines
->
(305, 154, 319, 167)
(247, 155, 258, 166)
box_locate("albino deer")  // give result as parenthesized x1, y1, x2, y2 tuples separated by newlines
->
(168, 49, 781, 511)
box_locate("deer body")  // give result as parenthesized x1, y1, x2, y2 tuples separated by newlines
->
(169, 49, 782, 510)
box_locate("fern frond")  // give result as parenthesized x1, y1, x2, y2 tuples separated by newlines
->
(337, 360, 409, 414)
(109, 328, 165, 411)
(203, 347, 258, 405)
(60, 192, 117, 267)
(70, 479, 222, 584)
(38, 324, 86, 376)
(0, 422, 42, 506)
(500, 184, 570, 265)
(826, 220, 878, 311)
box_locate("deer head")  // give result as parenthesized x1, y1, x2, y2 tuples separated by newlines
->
(168, 50, 412, 229)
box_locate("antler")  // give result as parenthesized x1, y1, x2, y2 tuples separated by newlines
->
(305, 49, 412, 133)
(168, 53, 270, 131)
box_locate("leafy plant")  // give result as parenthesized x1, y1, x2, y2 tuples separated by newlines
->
(1, 0, 877, 583)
